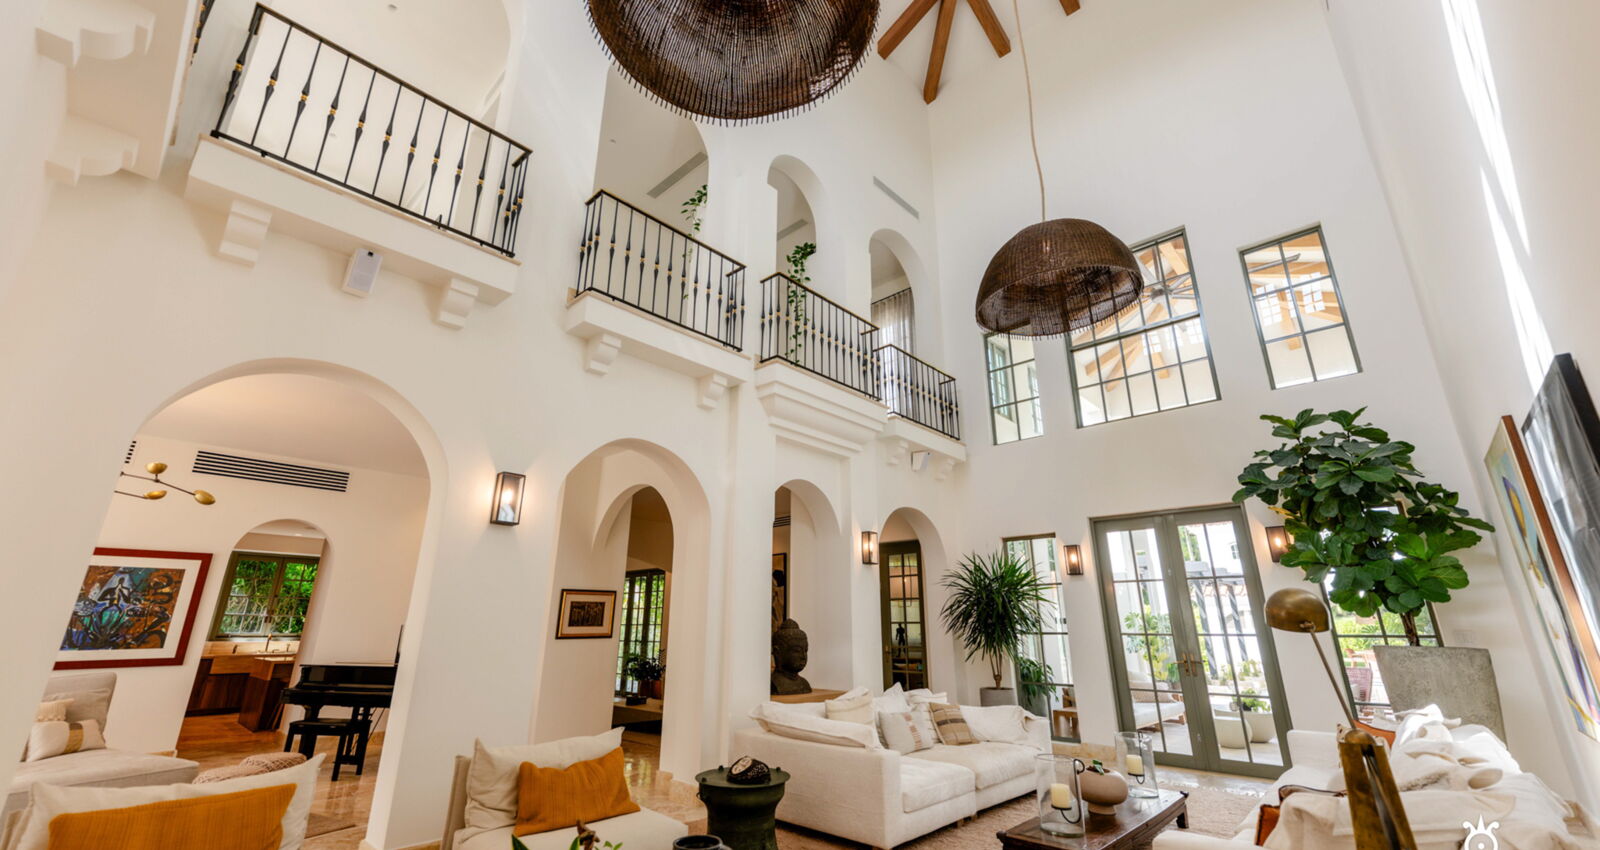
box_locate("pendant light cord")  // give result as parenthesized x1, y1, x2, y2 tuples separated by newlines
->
(1012, 0, 1047, 221)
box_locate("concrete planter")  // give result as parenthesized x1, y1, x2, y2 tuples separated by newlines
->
(980, 687, 1017, 706)
(1373, 645, 1504, 738)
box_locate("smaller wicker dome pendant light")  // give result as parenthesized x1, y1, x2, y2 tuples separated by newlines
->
(587, 0, 881, 124)
(973, 0, 1142, 337)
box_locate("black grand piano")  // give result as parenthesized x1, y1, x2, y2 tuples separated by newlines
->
(281, 662, 395, 780)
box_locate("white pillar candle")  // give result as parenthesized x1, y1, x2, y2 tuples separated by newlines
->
(1050, 782, 1075, 809)
(1125, 754, 1144, 776)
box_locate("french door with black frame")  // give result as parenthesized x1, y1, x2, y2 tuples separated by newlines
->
(1094, 505, 1290, 779)
(881, 541, 930, 691)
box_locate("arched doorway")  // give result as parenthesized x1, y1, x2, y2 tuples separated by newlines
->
(52, 363, 443, 847)
(536, 440, 714, 782)
(771, 481, 849, 689)
(768, 155, 838, 301)
(878, 507, 956, 696)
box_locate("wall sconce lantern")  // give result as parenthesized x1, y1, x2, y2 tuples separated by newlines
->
(1265, 526, 1290, 563)
(490, 472, 526, 526)
(861, 530, 879, 565)
(1062, 544, 1084, 576)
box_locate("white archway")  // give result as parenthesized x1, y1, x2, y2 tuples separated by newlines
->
(879, 506, 961, 698)
(768, 154, 844, 304)
(869, 227, 945, 366)
(774, 480, 850, 688)
(536, 438, 716, 781)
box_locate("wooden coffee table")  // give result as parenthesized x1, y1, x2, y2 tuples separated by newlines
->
(997, 789, 1188, 850)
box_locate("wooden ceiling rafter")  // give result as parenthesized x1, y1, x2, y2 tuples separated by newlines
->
(878, 0, 1080, 103)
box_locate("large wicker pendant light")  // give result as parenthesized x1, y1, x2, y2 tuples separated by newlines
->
(973, 0, 1141, 337)
(587, 0, 880, 125)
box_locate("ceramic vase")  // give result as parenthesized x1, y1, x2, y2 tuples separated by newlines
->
(1078, 768, 1129, 814)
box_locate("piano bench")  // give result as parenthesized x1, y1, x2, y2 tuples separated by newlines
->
(284, 718, 367, 781)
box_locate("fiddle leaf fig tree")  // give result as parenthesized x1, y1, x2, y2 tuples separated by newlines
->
(1232, 407, 1493, 644)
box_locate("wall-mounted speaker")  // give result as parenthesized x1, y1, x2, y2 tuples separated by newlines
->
(342, 249, 382, 297)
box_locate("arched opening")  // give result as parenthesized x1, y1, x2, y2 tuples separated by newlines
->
(868, 228, 943, 365)
(771, 482, 849, 691)
(536, 440, 714, 784)
(878, 507, 956, 696)
(45, 365, 441, 847)
(768, 155, 839, 301)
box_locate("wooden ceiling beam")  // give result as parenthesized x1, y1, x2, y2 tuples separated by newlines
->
(965, 0, 1011, 57)
(1059, 0, 1081, 14)
(878, 0, 939, 58)
(923, 0, 957, 103)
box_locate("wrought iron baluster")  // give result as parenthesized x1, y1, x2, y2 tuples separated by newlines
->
(444, 119, 471, 229)
(342, 65, 376, 184)
(215, 8, 261, 134)
(372, 84, 402, 195)
(398, 97, 426, 207)
(506, 159, 528, 253)
(422, 109, 446, 218)
(314, 54, 351, 172)
(285, 40, 321, 158)
(248, 23, 293, 147)
(469, 133, 493, 240)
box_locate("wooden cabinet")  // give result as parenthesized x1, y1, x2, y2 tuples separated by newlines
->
(187, 654, 294, 717)
(238, 657, 296, 731)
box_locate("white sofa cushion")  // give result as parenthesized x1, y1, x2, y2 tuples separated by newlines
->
(961, 705, 1033, 746)
(880, 711, 937, 755)
(825, 688, 874, 725)
(5, 749, 199, 816)
(11, 753, 321, 850)
(750, 704, 881, 749)
(462, 727, 625, 843)
(458, 809, 687, 850)
(907, 742, 1035, 789)
(873, 683, 911, 715)
(899, 757, 974, 813)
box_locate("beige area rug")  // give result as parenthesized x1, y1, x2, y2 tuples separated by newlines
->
(307, 812, 358, 838)
(755, 784, 1261, 850)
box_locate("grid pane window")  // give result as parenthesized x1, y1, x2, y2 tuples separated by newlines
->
(615, 570, 667, 694)
(1241, 228, 1360, 388)
(986, 334, 1043, 444)
(212, 553, 319, 639)
(1321, 578, 1441, 722)
(1068, 232, 1219, 426)
(1006, 535, 1076, 741)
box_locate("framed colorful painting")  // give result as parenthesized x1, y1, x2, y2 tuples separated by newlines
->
(1484, 415, 1600, 740)
(555, 589, 617, 639)
(56, 548, 213, 669)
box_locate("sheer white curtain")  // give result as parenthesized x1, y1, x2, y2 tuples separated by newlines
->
(872, 289, 915, 411)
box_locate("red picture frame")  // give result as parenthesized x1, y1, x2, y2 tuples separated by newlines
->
(54, 548, 214, 670)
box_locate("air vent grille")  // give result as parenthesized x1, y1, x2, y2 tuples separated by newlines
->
(192, 451, 350, 492)
(125, 440, 138, 464)
(773, 515, 792, 528)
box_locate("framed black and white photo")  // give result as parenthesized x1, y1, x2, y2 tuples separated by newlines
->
(555, 589, 618, 639)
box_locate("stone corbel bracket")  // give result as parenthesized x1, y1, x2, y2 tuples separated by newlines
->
(563, 290, 749, 410)
(36, 0, 156, 68)
(878, 417, 965, 478)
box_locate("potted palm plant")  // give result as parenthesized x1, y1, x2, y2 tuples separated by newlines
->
(939, 551, 1054, 706)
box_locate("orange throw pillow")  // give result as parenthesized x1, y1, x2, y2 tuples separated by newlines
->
(48, 784, 293, 850)
(515, 747, 639, 836)
(1254, 803, 1281, 845)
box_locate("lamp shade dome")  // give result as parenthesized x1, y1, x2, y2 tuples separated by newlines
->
(974, 218, 1143, 337)
(588, 0, 879, 124)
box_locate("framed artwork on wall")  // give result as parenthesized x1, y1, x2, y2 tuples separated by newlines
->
(1485, 415, 1600, 740)
(772, 553, 788, 633)
(55, 548, 214, 670)
(555, 589, 618, 639)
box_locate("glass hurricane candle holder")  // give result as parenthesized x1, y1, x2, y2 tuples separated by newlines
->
(1117, 730, 1157, 798)
(1034, 753, 1085, 836)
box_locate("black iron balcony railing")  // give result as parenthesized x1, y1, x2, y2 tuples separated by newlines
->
(759, 274, 880, 399)
(876, 345, 961, 440)
(577, 191, 746, 350)
(212, 5, 532, 257)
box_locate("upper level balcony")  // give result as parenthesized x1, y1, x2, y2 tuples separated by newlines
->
(183, 4, 531, 327)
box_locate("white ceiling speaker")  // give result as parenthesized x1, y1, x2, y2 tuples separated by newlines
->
(342, 249, 382, 297)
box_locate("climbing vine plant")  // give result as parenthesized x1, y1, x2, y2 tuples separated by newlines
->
(784, 241, 816, 359)
(678, 185, 707, 300)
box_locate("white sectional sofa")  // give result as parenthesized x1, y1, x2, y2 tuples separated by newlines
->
(732, 701, 1051, 849)
(5, 672, 198, 818)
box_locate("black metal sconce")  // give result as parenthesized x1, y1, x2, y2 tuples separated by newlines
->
(491, 472, 526, 526)
(861, 530, 879, 565)
(1266, 526, 1290, 562)
(1062, 544, 1084, 576)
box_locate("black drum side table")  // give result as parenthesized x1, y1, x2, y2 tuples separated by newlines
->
(694, 766, 790, 850)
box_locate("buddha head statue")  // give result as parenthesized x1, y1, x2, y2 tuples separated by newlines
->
(771, 618, 812, 695)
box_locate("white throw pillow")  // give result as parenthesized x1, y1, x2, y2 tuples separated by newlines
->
(878, 711, 936, 754)
(13, 753, 323, 850)
(961, 704, 1033, 746)
(461, 727, 625, 840)
(872, 683, 911, 715)
(34, 699, 71, 723)
(750, 704, 881, 749)
(905, 690, 948, 706)
(24, 719, 105, 762)
(825, 688, 874, 726)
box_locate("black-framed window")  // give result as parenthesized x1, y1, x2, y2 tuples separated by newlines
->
(1068, 230, 1219, 426)
(1006, 534, 1077, 741)
(210, 552, 319, 639)
(986, 333, 1043, 444)
(1240, 227, 1361, 388)
(615, 570, 666, 694)
(1321, 578, 1442, 722)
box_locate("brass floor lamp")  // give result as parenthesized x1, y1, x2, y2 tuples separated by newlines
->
(1265, 588, 1418, 850)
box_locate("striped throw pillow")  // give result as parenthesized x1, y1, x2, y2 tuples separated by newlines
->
(26, 719, 106, 762)
(928, 703, 977, 746)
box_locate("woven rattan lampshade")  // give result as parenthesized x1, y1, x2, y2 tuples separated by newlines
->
(974, 218, 1144, 337)
(588, 0, 879, 124)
